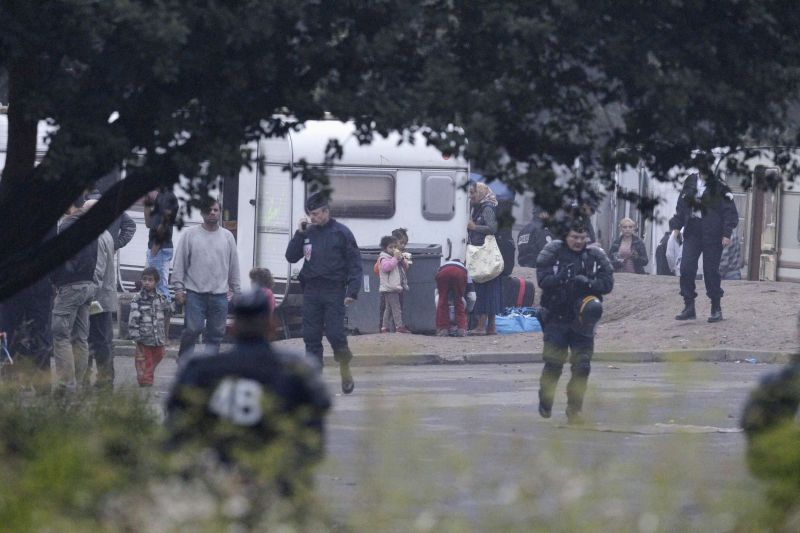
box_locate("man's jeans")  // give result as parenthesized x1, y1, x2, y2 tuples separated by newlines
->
(88, 311, 114, 387)
(146, 247, 174, 302)
(52, 281, 96, 392)
(178, 291, 228, 359)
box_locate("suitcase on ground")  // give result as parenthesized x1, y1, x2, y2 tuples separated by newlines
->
(502, 276, 535, 308)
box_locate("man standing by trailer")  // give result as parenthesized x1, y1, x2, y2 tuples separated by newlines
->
(51, 197, 102, 394)
(173, 199, 241, 359)
(285, 192, 362, 395)
(670, 159, 738, 323)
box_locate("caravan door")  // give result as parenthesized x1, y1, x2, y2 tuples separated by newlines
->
(236, 136, 294, 300)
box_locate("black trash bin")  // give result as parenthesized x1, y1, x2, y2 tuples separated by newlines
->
(346, 243, 442, 334)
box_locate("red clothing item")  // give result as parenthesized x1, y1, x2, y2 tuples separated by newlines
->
(435, 264, 468, 330)
(260, 288, 277, 314)
(135, 343, 165, 386)
(258, 287, 278, 340)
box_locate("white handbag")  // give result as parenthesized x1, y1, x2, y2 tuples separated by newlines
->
(466, 235, 504, 283)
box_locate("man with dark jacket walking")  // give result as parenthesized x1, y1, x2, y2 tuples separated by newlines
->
(536, 221, 614, 424)
(285, 192, 362, 394)
(669, 168, 738, 322)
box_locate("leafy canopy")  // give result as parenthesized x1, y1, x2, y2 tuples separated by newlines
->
(2, 0, 800, 297)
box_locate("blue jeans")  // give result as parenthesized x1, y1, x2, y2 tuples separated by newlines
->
(146, 247, 174, 302)
(178, 291, 228, 358)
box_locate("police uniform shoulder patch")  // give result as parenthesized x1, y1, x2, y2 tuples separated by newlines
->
(537, 240, 563, 266)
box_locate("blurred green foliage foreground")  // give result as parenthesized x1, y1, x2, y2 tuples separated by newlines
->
(0, 387, 328, 531)
(0, 383, 799, 531)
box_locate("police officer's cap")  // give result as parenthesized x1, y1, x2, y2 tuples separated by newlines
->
(232, 289, 270, 317)
(305, 192, 330, 213)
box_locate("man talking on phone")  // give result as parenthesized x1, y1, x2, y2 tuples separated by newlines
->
(285, 192, 362, 394)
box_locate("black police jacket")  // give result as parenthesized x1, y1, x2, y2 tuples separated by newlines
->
(668, 174, 739, 243)
(536, 241, 614, 319)
(285, 218, 363, 299)
(517, 218, 553, 268)
(165, 338, 331, 462)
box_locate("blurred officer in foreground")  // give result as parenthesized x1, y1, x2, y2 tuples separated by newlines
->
(669, 159, 738, 323)
(536, 220, 614, 424)
(166, 290, 331, 493)
(285, 192, 362, 394)
(740, 345, 800, 516)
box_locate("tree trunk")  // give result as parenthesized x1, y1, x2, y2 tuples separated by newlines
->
(0, 59, 169, 300)
(1, 63, 38, 201)
(0, 168, 162, 299)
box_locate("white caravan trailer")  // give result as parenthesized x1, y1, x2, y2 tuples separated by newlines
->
(106, 120, 472, 325)
(1, 116, 468, 314)
(234, 120, 471, 299)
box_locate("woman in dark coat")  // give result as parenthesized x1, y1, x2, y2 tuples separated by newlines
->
(609, 217, 649, 274)
(467, 182, 504, 335)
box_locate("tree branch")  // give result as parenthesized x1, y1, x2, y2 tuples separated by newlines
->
(0, 171, 164, 299)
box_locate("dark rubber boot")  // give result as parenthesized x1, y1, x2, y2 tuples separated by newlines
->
(538, 362, 562, 419)
(566, 408, 585, 425)
(708, 299, 722, 323)
(538, 391, 552, 419)
(340, 362, 354, 394)
(675, 299, 696, 321)
(566, 359, 590, 425)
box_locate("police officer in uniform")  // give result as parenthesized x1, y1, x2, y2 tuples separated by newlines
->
(285, 192, 362, 394)
(517, 205, 553, 268)
(669, 166, 738, 323)
(165, 290, 331, 491)
(536, 221, 614, 424)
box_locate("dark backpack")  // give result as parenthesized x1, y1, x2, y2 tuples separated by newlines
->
(502, 276, 535, 308)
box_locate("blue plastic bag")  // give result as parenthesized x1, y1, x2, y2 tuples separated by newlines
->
(495, 311, 542, 334)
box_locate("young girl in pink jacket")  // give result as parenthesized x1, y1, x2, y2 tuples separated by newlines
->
(378, 235, 410, 333)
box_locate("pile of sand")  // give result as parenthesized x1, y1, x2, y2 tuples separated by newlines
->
(274, 268, 800, 358)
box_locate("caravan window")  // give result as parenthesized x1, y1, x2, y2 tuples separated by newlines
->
(422, 172, 456, 220)
(311, 170, 395, 218)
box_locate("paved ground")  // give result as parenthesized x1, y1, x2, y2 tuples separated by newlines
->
(114, 355, 774, 528)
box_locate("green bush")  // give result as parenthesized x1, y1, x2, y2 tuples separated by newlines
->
(0, 387, 330, 531)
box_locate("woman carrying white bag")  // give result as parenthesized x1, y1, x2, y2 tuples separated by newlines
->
(466, 182, 504, 335)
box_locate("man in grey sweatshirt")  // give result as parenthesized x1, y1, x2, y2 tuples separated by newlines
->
(172, 200, 240, 358)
